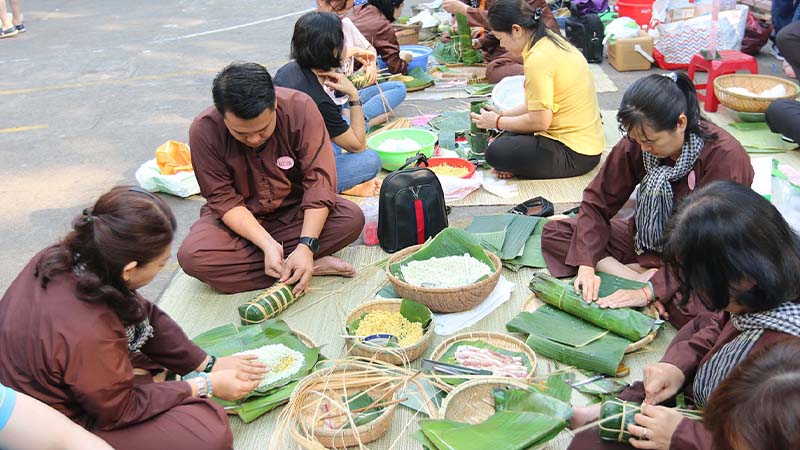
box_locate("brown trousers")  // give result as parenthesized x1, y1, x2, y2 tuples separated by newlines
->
(178, 197, 364, 294)
(485, 54, 524, 84)
(93, 397, 232, 450)
(542, 217, 709, 328)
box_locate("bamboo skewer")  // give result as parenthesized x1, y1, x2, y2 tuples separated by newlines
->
(317, 397, 409, 421)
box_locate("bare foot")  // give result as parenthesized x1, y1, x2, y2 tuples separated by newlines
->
(570, 404, 601, 429)
(342, 178, 382, 197)
(313, 256, 356, 277)
(491, 169, 514, 179)
(784, 62, 796, 79)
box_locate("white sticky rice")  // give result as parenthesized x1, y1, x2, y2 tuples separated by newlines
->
(400, 253, 492, 288)
(234, 344, 304, 389)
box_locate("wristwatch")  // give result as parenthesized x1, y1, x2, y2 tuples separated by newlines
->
(348, 98, 363, 107)
(298, 236, 320, 254)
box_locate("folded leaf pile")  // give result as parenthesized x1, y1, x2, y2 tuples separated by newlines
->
(464, 213, 549, 270)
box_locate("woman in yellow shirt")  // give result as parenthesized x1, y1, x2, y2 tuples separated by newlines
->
(471, 0, 605, 179)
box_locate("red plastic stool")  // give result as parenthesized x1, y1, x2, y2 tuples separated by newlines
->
(688, 50, 759, 112)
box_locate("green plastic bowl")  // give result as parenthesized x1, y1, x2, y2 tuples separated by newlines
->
(367, 128, 438, 171)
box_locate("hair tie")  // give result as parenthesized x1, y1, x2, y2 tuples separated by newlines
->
(82, 208, 95, 223)
(663, 72, 678, 82)
(533, 7, 543, 21)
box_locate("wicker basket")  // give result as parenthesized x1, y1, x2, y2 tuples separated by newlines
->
(344, 299, 435, 365)
(521, 295, 658, 354)
(393, 22, 422, 46)
(434, 64, 489, 84)
(440, 378, 530, 424)
(385, 245, 503, 313)
(291, 364, 398, 449)
(714, 74, 799, 113)
(429, 331, 537, 391)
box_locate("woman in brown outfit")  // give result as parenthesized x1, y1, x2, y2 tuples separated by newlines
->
(568, 181, 800, 450)
(541, 73, 754, 328)
(350, 0, 412, 74)
(0, 187, 269, 450)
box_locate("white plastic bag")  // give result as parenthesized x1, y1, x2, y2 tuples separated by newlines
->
(604, 17, 642, 45)
(135, 159, 201, 198)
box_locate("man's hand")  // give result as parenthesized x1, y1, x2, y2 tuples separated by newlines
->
(443, 0, 469, 15)
(642, 363, 685, 405)
(263, 239, 285, 279)
(319, 70, 359, 99)
(574, 265, 602, 302)
(281, 245, 314, 295)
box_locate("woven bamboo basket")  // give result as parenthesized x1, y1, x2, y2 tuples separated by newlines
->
(440, 378, 530, 424)
(394, 23, 421, 45)
(292, 328, 317, 351)
(344, 299, 435, 365)
(434, 63, 489, 84)
(521, 294, 658, 353)
(385, 245, 503, 313)
(291, 364, 398, 449)
(429, 331, 537, 391)
(714, 74, 799, 113)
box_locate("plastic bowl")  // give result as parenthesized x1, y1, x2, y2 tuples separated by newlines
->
(367, 128, 438, 171)
(427, 157, 476, 179)
(377, 45, 432, 73)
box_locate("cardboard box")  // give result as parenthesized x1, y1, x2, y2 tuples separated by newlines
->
(608, 31, 654, 72)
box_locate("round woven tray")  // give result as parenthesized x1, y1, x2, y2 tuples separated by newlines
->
(428, 331, 537, 391)
(291, 364, 398, 449)
(385, 246, 503, 313)
(714, 74, 799, 113)
(440, 378, 530, 424)
(435, 64, 488, 85)
(344, 299, 435, 365)
(521, 294, 658, 354)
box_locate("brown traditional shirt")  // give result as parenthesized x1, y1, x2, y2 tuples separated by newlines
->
(189, 87, 337, 222)
(566, 122, 754, 303)
(0, 250, 208, 431)
(350, 4, 408, 74)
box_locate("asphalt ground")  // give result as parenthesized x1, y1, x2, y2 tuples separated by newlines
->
(0, 0, 785, 300)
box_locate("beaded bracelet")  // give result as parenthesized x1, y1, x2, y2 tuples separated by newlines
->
(198, 372, 213, 398)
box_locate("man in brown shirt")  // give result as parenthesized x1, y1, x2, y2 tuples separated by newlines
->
(178, 62, 363, 294)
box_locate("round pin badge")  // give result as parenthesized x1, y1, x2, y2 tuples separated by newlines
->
(276, 156, 295, 170)
(688, 170, 696, 190)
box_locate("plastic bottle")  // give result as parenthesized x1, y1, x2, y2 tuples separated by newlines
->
(360, 198, 380, 246)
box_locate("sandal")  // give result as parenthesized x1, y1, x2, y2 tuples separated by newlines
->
(15, 23, 25, 33)
(508, 196, 554, 217)
(0, 27, 18, 38)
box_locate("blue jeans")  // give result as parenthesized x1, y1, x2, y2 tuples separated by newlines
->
(356, 81, 407, 125)
(331, 115, 382, 193)
(772, 0, 800, 40)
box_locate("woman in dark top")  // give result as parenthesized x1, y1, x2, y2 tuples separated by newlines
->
(350, 0, 413, 74)
(541, 72, 754, 328)
(274, 12, 383, 196)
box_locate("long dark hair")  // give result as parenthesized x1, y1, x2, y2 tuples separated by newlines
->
(705, 339, 800, 450)
(367, 0, 404, 22)
(617, 72, 716, 142)
(35, 186, 177, 324)
(662, 180, 800, 312)
(291, 12, 344, 71)
(488, 0, 567, 51)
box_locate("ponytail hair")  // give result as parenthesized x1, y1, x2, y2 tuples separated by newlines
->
(367, 0, 404, 22)
(488, 0, 567, 51)
(36, 186, 177, 324)
(617, 72, 717, 142)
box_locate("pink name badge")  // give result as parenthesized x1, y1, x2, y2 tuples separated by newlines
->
(276, 156, 295, 170)
(688, 170, 696, 191)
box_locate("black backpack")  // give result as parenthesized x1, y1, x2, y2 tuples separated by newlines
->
(378, 154, 448, 253)
(565, 13, 604, 63)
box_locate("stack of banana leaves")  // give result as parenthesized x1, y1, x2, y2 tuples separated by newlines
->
(506, 273, 661, 376)
(190, 319, 322, 422)
(433, 13, 483, 65)
(464, 213, 549, 270)
(405, 66, 436, 90)
(411, 380, 572, 450)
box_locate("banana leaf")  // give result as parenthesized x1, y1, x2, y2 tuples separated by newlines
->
(346, 299, 433, 345)
(389, 228, 495, 280)
(342, 392, 385, 428)
(235, 381, 299, 423)
(532, 373, 573, 403)
(509, 219, 549, 268)
(421, 411, 566, 450)
(465, 83, 494, 96)
(429, 110, 471, 133)
(413, 419, 470, 450)
(493, 388, 573, 422)
(525, 332, 629, 377)
(466, 214, 539, 260)
(455, 13, 481, 66)
(564, 373, 628, 396)
(433, 41, 462, 64)
(237, 283, 300, 325)
(530, 273, 657, 342)
(438, 340, 533, 386)
(193, 319, 292, 356)
(595, 272, 648, 298)
(406, 66, 435, 90)
(506, 306, 610, 347)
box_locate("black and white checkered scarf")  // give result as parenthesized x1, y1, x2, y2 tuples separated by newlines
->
(634, 133, 704, 254)
(693, 302, 800, 407)
(126, 317, 154, 353)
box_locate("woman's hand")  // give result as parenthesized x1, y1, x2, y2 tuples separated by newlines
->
(627, 403, 684, 450)
(642, 362, 685, 405)
(443, 0, 469, 15)
(574, 265, 602, 302)
(262, 239, 285, 279)
(470, 107, 500, 130)
(281, 246, 314, 296)
(399, 51, 413, 63)
(207, 368, 264, 401)
(364, 63, 378, 86)
(597, 288, 649, 309)
(213, 354, 268, 376)
(319, 70, 359, 99)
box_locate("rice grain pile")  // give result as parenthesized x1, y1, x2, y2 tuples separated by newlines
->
(401, 253, 492, 288)
(430, 163, 470, 177)
(353, 311, 424, 346)
(234, 344, 305, 389)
